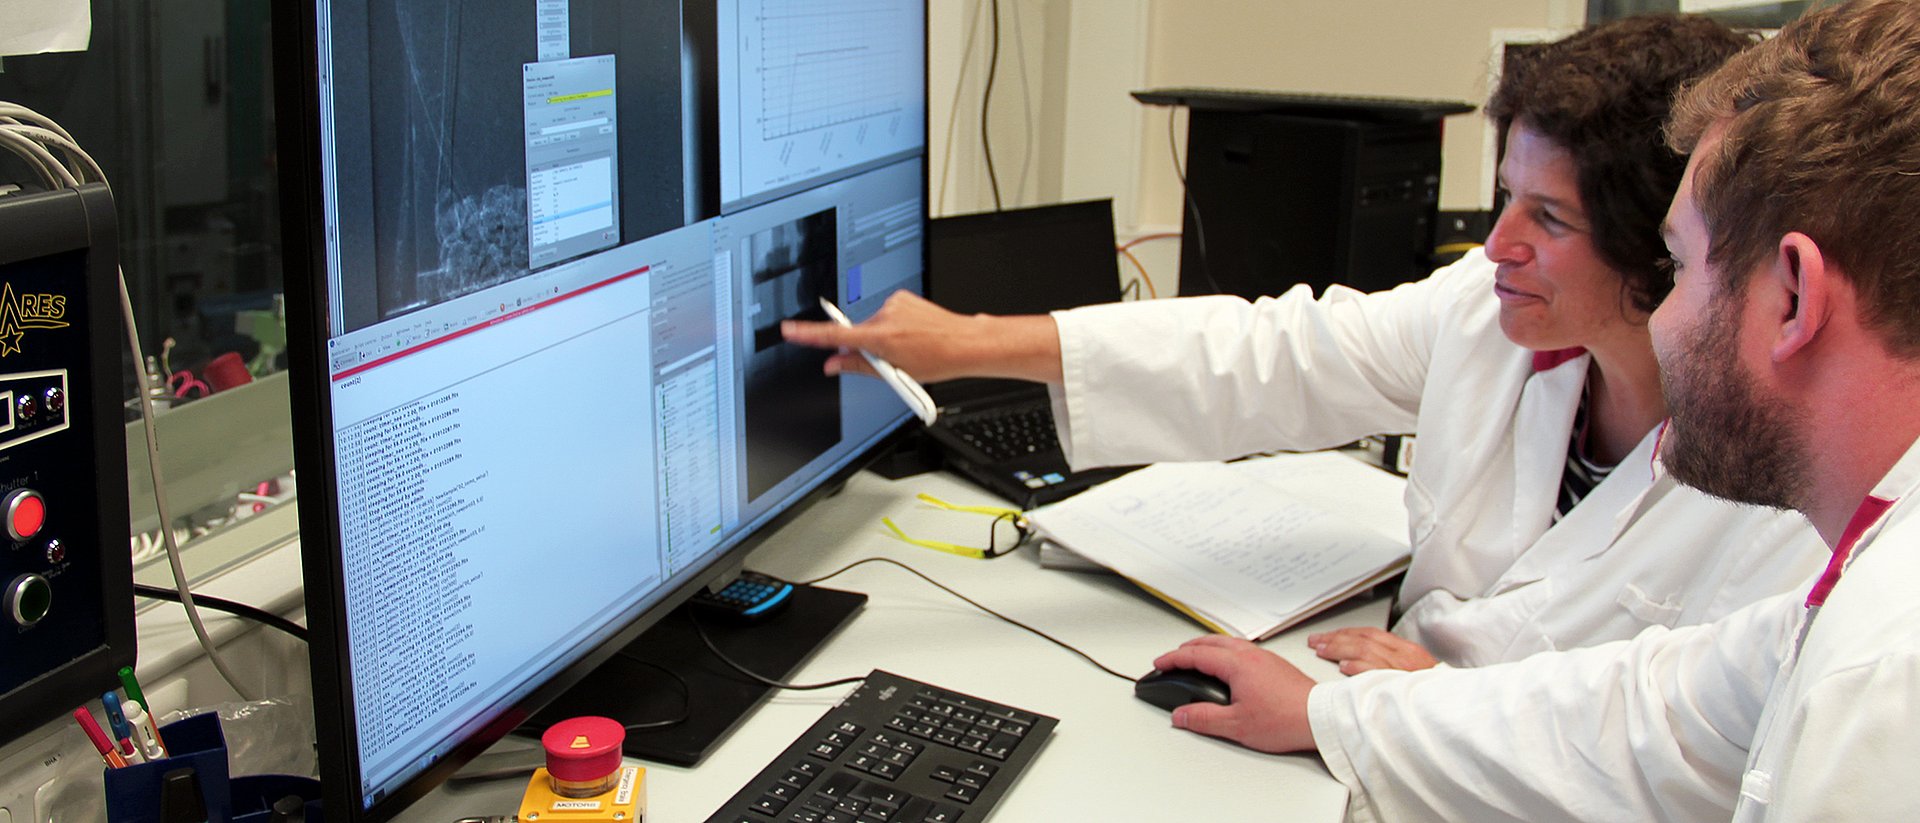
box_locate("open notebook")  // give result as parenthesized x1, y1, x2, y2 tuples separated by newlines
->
(1025, 452, 1411, 640)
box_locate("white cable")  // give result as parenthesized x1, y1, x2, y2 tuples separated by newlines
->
(10, 125, 105, 182)
(0, 102, 80, 144)
(0, 128, 71, 188)
(121, 271, 261, 702)
(937, 0, 988, 215)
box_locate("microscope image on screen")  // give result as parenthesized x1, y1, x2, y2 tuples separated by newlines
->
(349, 0, 687, 333)
(744, 209, 841, 501)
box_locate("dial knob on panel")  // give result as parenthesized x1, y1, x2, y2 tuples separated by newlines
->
(15, 394, 35, 421)
(43, 387, 64, 414)
(5, 573, 51, 626)
(5, 489, 46, 542)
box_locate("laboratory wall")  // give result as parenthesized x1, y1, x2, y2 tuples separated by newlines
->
(929, 0, 1586, 251)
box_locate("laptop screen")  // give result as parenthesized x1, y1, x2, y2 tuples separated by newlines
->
(926, 199, 1121, 316)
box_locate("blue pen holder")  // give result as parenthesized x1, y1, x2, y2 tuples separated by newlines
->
(102, 712, 322, 822)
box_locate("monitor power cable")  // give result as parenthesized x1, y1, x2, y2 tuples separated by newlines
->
(0, 100, 261, 702)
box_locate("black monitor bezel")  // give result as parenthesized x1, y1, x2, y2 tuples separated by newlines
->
(271, 2, 931, 818)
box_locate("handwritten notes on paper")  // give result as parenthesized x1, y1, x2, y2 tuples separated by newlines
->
(1026, 455, 1410, 639)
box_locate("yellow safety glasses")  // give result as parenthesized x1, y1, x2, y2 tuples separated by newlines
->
(880, 494, 1030, 559)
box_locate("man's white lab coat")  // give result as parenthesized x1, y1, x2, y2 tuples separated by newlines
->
(1307, 440, 1920, 822)
(1047, 250, 1822, 665)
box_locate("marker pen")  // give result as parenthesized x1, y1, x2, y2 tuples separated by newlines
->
(102, 691, 140, 762)
(73, 707, 128, 769)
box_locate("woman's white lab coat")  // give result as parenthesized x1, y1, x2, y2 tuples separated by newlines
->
(1306, 439, 1920, 822)
(1047, 249, 1822, 665)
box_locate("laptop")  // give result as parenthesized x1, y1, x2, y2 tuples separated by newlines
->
(923, 199, 1143, 508)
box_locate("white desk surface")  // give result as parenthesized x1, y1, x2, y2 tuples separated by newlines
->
(398, 465, 1392, 823)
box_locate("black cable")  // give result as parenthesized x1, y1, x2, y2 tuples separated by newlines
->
(513, 657, 690, 736)
(132, 583, 309, 643)
(1169, 109, 1222, 295)
(980, 0, 1005, 211)
(690, 612, 869, 691)
(609, 653, 693, 731)
(799, 557, 1136, 683)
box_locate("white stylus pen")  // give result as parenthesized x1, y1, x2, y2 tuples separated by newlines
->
(121, 700, 168, 761)
(818, 297, 939, 426)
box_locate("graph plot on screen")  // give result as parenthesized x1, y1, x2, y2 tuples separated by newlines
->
(719, 0, 925, 211)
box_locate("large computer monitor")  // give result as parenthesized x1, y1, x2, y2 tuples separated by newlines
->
(273, 1, 926, 819)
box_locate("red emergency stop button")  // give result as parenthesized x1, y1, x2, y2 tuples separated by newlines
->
(6, 489, 45, 542)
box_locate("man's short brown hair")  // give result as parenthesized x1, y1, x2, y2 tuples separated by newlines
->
(1489, 15, 1754, 313)
(1668, 0, 1920, 356)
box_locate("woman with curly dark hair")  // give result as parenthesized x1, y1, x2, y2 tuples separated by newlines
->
(786, 16, 1824, 671)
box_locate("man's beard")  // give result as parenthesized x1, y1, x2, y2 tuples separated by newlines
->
(1658, 295, 1809, 511)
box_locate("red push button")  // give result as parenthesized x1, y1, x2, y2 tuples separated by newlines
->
(6, 490, 45, 542)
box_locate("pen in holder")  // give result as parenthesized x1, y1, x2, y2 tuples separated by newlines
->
(102, 712, 322, 822)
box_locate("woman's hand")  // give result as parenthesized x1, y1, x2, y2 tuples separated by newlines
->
(1306, 627, 1440, 674)
(781, 290, 1062, 384)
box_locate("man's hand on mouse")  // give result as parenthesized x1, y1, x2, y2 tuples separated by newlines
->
(1307, 627, 1439, 674)
(1153, 635, 1318, 754)
(781, 290, 1064, 384)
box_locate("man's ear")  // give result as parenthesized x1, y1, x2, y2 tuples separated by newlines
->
(1771, 232, 1830, 363)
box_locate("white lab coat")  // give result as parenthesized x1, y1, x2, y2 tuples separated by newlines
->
(1307, 438, 1920, 822)
(1047, 250, 1823, 665)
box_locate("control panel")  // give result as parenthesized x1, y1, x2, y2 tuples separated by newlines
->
(0, 184, 135, 747)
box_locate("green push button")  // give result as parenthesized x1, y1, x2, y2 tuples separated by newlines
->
(6, 574, 51, 626)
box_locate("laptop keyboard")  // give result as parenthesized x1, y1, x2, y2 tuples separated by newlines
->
(945, 404, 1059, 463)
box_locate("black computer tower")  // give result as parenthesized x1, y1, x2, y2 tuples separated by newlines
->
(1147, 91, 1469, 300)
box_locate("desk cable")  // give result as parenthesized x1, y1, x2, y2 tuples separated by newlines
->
(694, 557, 1137, 690)
(131, 583, 309, 643)
(512, 556, 1141, 740)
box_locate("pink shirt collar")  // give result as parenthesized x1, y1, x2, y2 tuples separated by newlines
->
(1531, 347, 1587, 372)
(1806, 494, 1897, 608)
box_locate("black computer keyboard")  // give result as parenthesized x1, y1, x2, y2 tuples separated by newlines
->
(946, 404, 1059, 463)
(704, 670, 1057, 823)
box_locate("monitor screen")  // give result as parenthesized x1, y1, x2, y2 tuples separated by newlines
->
(716, 0, 927, 213)
(274, 1, 926, 818)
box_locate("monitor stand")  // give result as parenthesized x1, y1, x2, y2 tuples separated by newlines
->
(527, 583, 867, 767)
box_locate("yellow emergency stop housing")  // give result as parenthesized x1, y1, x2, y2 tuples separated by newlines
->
(517, 764, 645, 822)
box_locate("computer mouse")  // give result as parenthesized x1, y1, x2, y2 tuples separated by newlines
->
(1133, 668, 1232, 711)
